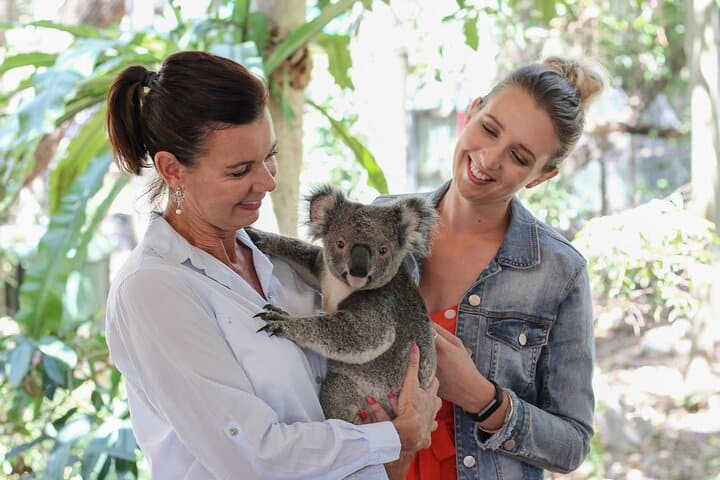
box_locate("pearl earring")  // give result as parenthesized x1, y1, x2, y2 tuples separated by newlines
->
(174, 186, 184, 215)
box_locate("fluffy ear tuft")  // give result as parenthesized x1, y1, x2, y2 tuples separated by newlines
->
(397, 196, 438, 256)
(306, 184, 346, 239)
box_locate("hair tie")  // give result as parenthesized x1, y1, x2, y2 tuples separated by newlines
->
(142, 71, 157, 87)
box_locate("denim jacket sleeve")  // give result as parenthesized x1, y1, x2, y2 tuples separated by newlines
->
(473, 264, 595, 473)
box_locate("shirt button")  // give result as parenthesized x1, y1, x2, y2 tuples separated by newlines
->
(463, 455, 476, 467)
(503, 439, 516, 450)
(228, 427, 239, 437)
(518, 332, 527, 346)
(468, 294, 481, 306)
(444, 308, 456, 319)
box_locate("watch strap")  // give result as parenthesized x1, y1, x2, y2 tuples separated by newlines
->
(465, 378, 503, 423)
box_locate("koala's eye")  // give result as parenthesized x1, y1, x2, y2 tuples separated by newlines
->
(336, 240, 345, 249)
(379, 246, 388, 255)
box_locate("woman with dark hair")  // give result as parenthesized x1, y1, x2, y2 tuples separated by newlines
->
(375, 57, 605, 480)
(104, 51, 440, 480)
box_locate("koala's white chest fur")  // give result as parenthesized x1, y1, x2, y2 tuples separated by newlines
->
(320, 271, 356, 313)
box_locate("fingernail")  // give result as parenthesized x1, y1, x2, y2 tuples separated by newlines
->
(366, 396, 377, 405)
(388, 393, 398, 400)
(358, 409, 369, 421)
(412, 342, 419, 354)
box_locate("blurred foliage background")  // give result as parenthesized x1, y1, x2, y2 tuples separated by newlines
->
(1, 0, 719, 478)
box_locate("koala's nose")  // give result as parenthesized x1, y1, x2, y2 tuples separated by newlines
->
(349, 244, 371, 278)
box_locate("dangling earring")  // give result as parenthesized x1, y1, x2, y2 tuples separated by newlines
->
(174, 186, 185, 215)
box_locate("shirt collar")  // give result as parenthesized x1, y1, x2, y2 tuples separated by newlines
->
(142, 213, 275, 293)
(428, 180, 540, 269)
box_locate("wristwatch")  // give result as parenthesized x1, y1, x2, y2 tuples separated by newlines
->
(465, 378, 504, 423)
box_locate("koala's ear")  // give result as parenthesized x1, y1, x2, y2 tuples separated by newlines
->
(397, 197, 438, 256)
(306, 185, 346, 239)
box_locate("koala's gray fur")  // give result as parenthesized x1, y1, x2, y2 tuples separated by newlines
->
(247, 185, 437, 424)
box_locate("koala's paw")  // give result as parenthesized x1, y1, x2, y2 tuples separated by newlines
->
(244, 227, 265, 247)
(254, 307, 291, 337)
(261, 303, 290, 316)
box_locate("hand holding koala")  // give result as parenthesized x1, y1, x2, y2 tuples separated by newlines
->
(247, 185, 437, 424)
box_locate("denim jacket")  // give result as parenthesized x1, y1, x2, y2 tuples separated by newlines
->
(379, 181, 595, 479)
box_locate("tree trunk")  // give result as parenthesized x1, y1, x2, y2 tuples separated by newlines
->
(685, 0, 720, 359)
(255, 0, 309, 236)
(686, 0, 720, 232)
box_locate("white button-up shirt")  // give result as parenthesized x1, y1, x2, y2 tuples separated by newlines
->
(105, 214, 400, 479)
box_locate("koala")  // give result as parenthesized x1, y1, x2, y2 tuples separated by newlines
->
(246, 185, 437, 424)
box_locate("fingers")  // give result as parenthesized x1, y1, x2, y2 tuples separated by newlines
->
(402, 342, 421, 391)
(367, 396, 392, 422)
(432, 323, 463, 347)
(388, 393, 399, 414)
(427, 377, 440, 396)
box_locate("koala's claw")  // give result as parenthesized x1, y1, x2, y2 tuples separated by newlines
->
(256, 321, 284, 336)
(261, 303, 290, 316)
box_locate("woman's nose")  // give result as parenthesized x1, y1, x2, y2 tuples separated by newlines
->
(479, 148, 502, 171)
(253, 163, 277, 193)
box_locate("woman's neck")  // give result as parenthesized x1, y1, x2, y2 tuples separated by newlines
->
(438, 183, 511, 238)
(164, 208, 240, 264)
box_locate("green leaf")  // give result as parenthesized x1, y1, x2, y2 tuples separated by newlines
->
(8, 337, 35, 387)
(536, 0, 557, 24)
(45, 442, 72, 480)
(232, 0, 251, 31)
(57, 414, 92, 443)
(463, 16, 479, 50)
(38, 336, 78, 367)
(247, 11, 270, 54)
(108, 426, 137, 461)
(18, 68, 82, 137)
(48, 107, 107, 214)
(0, 52, 58, 75)
(82, 433, 111, 479)
(265, 0, 359, 75)
(314, 33, 354, 89)
(43, 355, 69, 386)
(28, 19, 115, 39)
(15, 151, 113, 338)
(306, 99, 388, 193)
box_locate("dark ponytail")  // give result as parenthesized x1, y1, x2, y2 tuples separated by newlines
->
(105, 51, 268, 199)
(106, 65, 151, 175)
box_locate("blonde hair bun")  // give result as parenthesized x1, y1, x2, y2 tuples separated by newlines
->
(543, 56, 604, 108)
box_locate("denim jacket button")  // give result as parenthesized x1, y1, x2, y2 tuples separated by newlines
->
(462, 455, 476, 467)
(518, 332, 527, 346)
(468, 294, 481, 306)
(503, 438, 516, 450)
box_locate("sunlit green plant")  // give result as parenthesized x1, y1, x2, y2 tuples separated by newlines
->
(573, 195, 717, 330)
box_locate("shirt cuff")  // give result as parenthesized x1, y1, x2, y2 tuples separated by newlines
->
(353, 420, 401, 465)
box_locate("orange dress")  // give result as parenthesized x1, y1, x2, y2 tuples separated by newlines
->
(405, 305, 459, 480)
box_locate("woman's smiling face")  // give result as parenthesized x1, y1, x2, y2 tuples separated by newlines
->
(178, 109, 278, 233)
(452, 85, 560, 206)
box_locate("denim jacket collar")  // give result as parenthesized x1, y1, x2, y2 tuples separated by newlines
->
(428, 180, 540, 270)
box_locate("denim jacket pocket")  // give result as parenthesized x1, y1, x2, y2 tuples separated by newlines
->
(486, 312, 552, 351)
(484, 311, 553, 398)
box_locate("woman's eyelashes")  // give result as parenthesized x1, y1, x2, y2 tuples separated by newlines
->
(230, 165, 252, 177)
(511, 150, 529, 166)
(229, 150, 279, 178)
(482, 122, 530, 166)
(482, 123, 497, 137)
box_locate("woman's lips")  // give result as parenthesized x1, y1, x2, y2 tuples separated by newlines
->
(467, 156, 494, 185)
